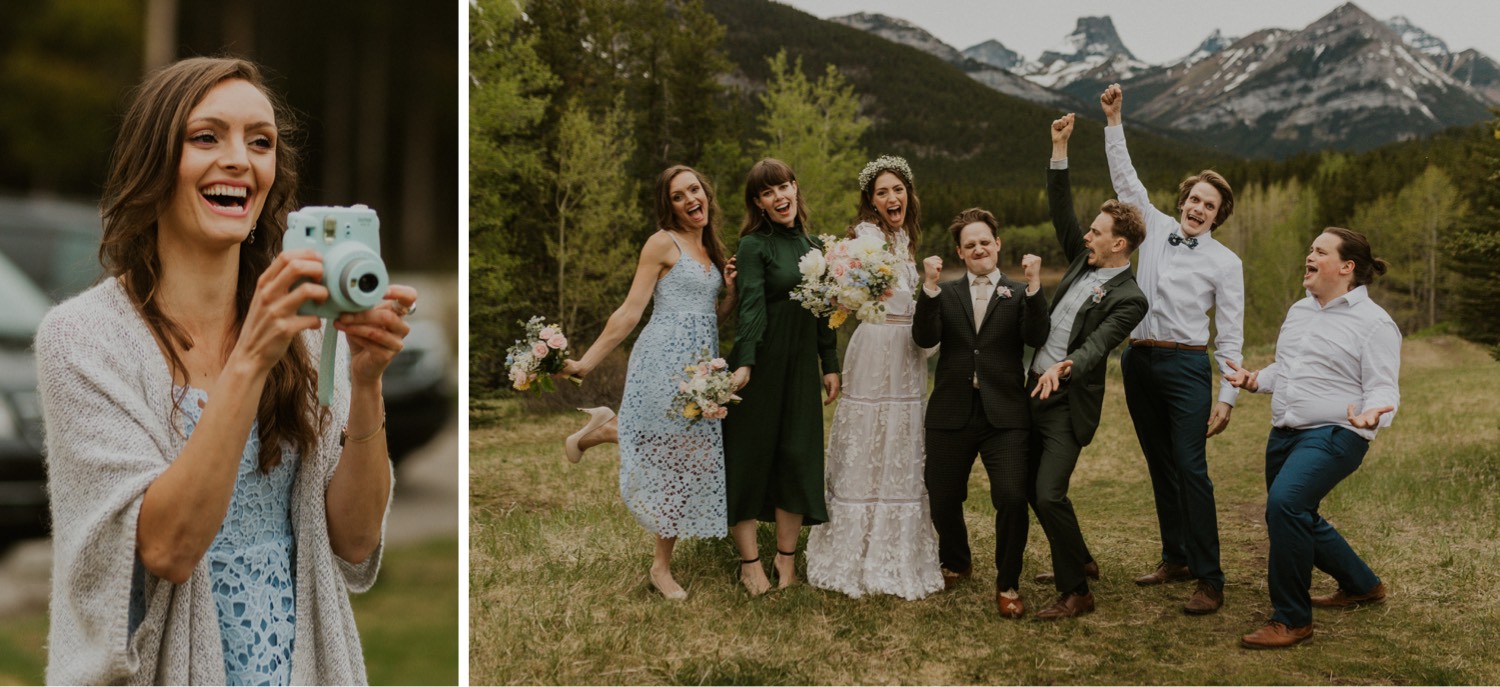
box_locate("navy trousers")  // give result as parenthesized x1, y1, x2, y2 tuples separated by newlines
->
(1121, 346, 1224, 590)
(1264, 426, 1381, 628)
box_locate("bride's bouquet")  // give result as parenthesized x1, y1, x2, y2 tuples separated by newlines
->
(791, 233, 900, 328)
(668, 351, 740, 424)
(505, 316, 581, 392)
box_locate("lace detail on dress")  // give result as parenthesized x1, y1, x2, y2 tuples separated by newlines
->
(178, 387, 298, 686)
(617, 236, 728, 539)
(806, 228, 944, 600)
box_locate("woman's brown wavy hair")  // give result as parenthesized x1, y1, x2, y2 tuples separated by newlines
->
(98, 56, 319, 472)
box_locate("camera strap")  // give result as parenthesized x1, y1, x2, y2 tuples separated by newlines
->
(319, 318, 338, 407)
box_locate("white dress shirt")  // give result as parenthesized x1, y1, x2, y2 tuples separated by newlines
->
(1031, 264, 1128, 375)
(1254, 286, 1401, 441)
(1103, 125, 1246, 406)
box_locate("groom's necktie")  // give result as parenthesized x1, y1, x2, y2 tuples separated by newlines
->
(972, 275, 991, 333)
(972, 275, 991, 388)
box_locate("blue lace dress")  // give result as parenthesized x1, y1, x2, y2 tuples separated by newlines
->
(179, 387, 298, 685)
(617, 234, 727, 539)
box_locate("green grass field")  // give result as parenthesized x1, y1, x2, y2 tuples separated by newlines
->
(0, 536, 458, 686)
(470, 336, 1500, 685)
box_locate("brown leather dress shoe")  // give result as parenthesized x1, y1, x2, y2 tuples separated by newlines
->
(1135, 561, 1193, 586)
(1033, 560, 1100, 584)
(1240, 621, 1313, 649)
(1311, 582, 1386, 608)
(1034, 591, 1095, 620)
(941, 567, 972, 590)
(1183, 581, 1223, 615)
(997, 591, 1025, 619)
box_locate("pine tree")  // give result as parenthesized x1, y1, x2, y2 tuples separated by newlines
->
(755, 50, 870, 236)
(1447, 118, 1500, 358)
(469, 0, 558, 386)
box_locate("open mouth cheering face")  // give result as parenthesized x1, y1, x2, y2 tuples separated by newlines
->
(669, 171, 710, 230)
(163, 78, 276, 249)
(1178, 181, 1222, 237)
(870, 171, 908, 229)
(755, 180, 798, 227)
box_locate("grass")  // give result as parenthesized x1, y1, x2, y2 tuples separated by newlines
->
(470, 336, 1500, 685)
(0, 537, 458, 686)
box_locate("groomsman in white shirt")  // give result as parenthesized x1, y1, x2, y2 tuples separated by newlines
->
(1226, 227, 1400, 649)
(1098, 83, 1244, 615)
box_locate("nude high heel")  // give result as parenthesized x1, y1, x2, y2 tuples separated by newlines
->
(565, 407, 615, 463)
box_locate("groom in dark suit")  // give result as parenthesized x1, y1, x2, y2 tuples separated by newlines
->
(1027, 113, 1150, 620)
(913, 207, 1048, 619)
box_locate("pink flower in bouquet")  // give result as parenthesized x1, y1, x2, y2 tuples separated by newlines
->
(883, 288, 894, 299)
(679, 381, 690, 394)
(532, 342, 550, 357)
(832, 264, 847, 278)
(710, 358, 727, 370)
(546, 334, 568, 349)
(850, 259, 862, 269)
(539, 326, 558, 340)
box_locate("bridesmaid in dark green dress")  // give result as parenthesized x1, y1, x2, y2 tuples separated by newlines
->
(726, 158, 841, 596)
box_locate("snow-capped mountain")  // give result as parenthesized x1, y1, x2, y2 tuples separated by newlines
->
(963, 39, 1023, 72)
(828, 12, 1078, 108)
(1025, 16, 1150, 89)
(826, 3, 1496, 155)
(1177, 29, 1240, 68)
(1384, 15, 1449, 61)
(1123, 3, 1491, 154)
(828, 12, 965, 64)
(1383, 15, 1500, 106)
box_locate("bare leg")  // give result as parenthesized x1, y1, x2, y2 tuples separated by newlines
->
(773, 508, 803, 589)
(565, 408, 617, 463)
(731, 519, 770, 596)
(649, 536, 686, 600)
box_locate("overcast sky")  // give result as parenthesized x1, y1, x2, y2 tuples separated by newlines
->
(774, 1, 1500, 65)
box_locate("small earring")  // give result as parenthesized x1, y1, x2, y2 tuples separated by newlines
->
(245, 227, 256, 244)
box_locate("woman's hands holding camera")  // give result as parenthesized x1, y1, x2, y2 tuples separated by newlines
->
(335, 283, 419, 386)
(238, 249, 417, 386)
(235, 248, 328, 377)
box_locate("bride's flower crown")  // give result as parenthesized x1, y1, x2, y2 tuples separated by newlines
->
(858, 155, 914, 192)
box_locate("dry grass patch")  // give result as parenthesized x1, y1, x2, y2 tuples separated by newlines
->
(471, 337, 1500, 684)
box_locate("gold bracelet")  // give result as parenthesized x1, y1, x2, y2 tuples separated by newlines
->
(341, 415, 386, 446)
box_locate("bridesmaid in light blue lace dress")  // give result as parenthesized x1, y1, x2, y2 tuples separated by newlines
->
(560, 165, 738, 600)
(179, 388, 297, 684)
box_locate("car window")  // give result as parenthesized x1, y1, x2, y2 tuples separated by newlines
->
(0, 250, 52, 341)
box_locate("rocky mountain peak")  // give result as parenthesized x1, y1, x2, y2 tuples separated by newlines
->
(1038, 15, 1137, 64)
(963, 39, 1022, 71)
(828, 12, 964, 64)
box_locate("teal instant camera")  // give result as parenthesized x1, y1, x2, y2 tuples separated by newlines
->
(283, 204, 389, 318)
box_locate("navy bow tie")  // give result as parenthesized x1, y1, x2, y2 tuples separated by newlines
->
(1168, 233, 1199, 249)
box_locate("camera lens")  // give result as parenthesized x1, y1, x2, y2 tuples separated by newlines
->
(358, 273, 380, 293)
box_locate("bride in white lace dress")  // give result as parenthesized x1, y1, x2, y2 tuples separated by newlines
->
(805, 156, 943, 600)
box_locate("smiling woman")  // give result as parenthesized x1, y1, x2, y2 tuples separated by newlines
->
(34, 57, 419, 685)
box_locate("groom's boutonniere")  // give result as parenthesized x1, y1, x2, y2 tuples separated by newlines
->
(1090, 285, 1107, 304)
(997, 285, 1014, 299)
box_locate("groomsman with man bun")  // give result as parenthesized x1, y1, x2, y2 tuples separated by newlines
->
(1027, 114, 1149, 620)
(1227, 227, 1399, 649)
(1100, 83, 1246, 615)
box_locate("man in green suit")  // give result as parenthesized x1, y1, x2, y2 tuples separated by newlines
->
(1028, 113, 1149, 620)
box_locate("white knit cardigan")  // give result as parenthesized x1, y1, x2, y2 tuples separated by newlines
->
(35, 278, 388, 685)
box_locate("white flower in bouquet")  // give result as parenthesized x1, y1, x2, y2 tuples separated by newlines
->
(791, 234, 901, 328)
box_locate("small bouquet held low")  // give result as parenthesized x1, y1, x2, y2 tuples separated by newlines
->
(505, 316, 582, 392)
(669, 351, 741, 424)
(791, 233, 900, 328)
